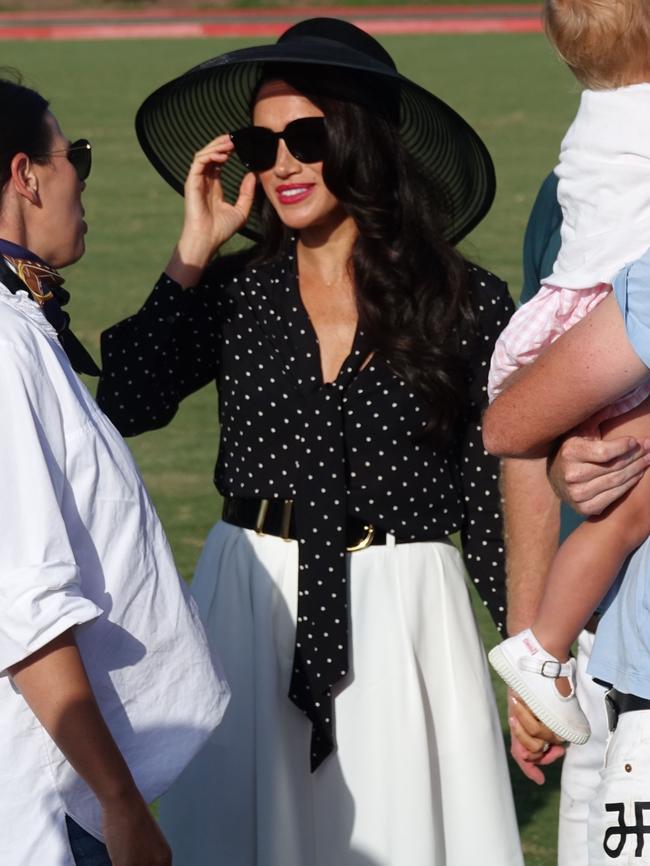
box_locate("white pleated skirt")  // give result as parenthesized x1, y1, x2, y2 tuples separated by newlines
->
(160, 521, 523, 866)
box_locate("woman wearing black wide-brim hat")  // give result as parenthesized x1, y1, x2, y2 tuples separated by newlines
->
(97, 17, 523, 866)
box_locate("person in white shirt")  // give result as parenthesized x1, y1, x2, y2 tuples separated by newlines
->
(0, 74, 230, 866)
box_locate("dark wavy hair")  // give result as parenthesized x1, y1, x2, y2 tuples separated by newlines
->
(0, 70, 51, 203)
(252, 66, 476, 445)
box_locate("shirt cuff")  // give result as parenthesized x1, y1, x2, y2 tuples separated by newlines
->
(0, 561, 103, 675)
(613, 251, 650, 369)
(135, 273, 187, 331)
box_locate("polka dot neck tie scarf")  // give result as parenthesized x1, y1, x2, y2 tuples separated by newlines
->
(264, 253, 372, 772)
(290, 376, 352, 771)
(239, 246, 372, 771)
(0, 241, 100, 376)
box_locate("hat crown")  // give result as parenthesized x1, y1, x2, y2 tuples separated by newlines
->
(277, 17, 397, 72)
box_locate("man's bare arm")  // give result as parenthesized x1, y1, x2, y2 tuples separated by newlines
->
(10, 629, 171, 866)
(501, 457, 560, 636)
(500, 458, 565, 783)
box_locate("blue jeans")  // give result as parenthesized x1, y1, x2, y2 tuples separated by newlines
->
(66, 815, 112, 866)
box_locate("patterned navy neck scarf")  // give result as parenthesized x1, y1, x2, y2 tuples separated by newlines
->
(0, 238, 100, 376)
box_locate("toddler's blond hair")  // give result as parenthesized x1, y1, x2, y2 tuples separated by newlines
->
(544, 0, 650, 89)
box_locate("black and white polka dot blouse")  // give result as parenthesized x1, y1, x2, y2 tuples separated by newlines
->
(97, 245, 513, 765)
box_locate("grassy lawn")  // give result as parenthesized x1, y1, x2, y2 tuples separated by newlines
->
(4, 31, 578, 864)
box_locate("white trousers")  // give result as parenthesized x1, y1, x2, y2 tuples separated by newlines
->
(588, 710, 650, 864)
(160, 522, 523, 866)
(558, 631, 608, 866)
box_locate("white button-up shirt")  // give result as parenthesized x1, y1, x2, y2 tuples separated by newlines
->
(0, 282, 229, 865)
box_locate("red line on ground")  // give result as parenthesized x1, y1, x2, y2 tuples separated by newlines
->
(0, 3, 544, 40)
(0, 23, 206, 39)
(0, 18, 542, 39)
(354, 17, 541, 32)
(0, 5, 542, 22)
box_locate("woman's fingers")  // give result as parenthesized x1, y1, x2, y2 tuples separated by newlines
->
(186, 138, 253, 213)
(190, 134, 234, 166)
(509, 718, 564, 784)
(510, 712, 553, 754)
(169, 135, 251, 284)
(509, 729, 547, 785)
(233, 172, 257, 222)
(184, 136, 235, 190)
(509, 692, 564, 750)
(507, 692, 565, 784)
(185, 151, 229, 194)
(178, 136, 254, 257)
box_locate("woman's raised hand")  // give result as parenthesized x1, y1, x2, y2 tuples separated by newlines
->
(166, 135, 256, 288)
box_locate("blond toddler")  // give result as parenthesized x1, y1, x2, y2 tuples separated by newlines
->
(488, 0, 650, 743)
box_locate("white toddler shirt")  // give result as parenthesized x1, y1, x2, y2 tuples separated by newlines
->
(488, 83, 650, 400)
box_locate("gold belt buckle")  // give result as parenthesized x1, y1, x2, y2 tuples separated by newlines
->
(346, 524, 375, 553)
(280, 499, 293, 541)
(255, 498, 294, 541)
(254, 499, 270, 535)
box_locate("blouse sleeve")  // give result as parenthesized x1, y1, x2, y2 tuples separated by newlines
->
(456, 266, 515, 634)
(96, 250, 251, 437)
(0, 338, 102, 675)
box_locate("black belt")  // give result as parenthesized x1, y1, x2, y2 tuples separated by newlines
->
(222, 496, 442, 552)
(605, 688, 650, 732)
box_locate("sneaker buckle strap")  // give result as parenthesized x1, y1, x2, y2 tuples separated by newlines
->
(519, 657, 572, 678)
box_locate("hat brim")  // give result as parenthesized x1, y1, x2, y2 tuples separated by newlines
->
(136, 41, 495, 244)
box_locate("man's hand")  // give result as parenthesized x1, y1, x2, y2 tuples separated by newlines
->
(548, 422, 650, 516)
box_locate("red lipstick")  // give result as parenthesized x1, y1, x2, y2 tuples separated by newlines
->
(276, 183, 315, 205)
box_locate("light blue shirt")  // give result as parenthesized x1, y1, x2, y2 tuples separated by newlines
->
(588, 249, 650, 694)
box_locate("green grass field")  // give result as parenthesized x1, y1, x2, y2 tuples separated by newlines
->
(3, 32, 579, 864)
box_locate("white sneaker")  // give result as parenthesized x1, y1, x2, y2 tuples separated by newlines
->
(488, 628, 591, 744)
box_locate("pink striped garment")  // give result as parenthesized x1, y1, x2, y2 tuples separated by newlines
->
(488, 282, 650, 419)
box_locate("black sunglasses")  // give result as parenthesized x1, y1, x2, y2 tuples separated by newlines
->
(34, 138, 92, 182)
(230, 117, 328, 172)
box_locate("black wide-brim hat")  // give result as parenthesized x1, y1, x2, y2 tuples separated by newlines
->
(136, 17, 495, 244)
